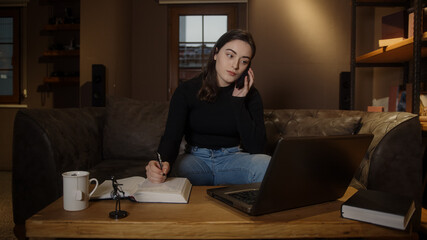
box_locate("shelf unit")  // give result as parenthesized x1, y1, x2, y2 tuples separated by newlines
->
(42, 23, 80, 31)
(39, 0, 80, 108)
(39, 28, 80, 84)
(350, 0, 426, 113)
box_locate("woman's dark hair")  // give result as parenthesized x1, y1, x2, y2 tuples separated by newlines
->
(198, 29, 256, 102)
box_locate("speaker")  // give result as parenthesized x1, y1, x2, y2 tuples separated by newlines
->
(92, 64, 106, 107)
(339, 72, 351, 110)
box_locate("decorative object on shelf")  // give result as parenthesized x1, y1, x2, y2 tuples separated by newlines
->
(109, 176, 128, 219)
(48, 7, 80, 25)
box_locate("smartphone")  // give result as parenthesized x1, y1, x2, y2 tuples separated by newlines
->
(235, 63, 251, 89)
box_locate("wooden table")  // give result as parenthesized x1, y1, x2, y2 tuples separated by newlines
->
(26, 186, 416, 239)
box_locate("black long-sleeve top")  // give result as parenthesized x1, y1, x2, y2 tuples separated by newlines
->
(157, 75, 266, 165)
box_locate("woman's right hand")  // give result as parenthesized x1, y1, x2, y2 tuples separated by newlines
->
(145, 160, 170, 183)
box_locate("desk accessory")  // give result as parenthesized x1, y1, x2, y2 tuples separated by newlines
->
(109, 176, 128, 219)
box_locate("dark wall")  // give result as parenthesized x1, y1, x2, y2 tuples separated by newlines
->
(127, 0, 360, 109)
(131, 0, 168, 101)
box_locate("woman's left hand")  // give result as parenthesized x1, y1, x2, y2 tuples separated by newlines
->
(232, 68, 254, 97)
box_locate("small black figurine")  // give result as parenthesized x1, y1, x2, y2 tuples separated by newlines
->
(109, 176, 128, 219)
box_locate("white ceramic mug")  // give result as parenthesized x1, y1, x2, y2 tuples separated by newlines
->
(62, 171, 98, 211)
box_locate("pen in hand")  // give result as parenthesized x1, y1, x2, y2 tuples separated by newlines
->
(156, 152, 166, 176)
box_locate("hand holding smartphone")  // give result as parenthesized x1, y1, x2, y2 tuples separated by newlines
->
(235, 63, 251, 89)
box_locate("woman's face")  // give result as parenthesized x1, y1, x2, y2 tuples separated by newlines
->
(214, 39, 252, 87)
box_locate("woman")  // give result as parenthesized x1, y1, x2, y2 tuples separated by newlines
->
(146, 29, 271, 185)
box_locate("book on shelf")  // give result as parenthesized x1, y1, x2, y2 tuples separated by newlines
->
(408, 8, 427, 38)
(420, 94, 427, 109)
(378, 37, 405, 47)
(382, 10, 407, 39)
(388, 85, 399, 112)
(419, 94, 427, 130)
(367, 106, 384, 112)
(341, 189, 415, 230)
(91, 176, 192, 203)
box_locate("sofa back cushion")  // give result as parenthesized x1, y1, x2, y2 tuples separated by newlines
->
(264, 109, 363, 155)
(103, 97, 169, 160)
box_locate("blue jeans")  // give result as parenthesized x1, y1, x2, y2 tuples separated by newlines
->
(171, 146, 271, 186)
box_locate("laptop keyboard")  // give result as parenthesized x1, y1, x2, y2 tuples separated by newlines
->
(228, 189, 259, 205)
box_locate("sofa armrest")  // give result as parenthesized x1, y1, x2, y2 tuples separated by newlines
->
(12, 107, 105, 224)
(357, 113, 422, 197)
(264, 109, 423, 227)
(358, 113, 423, 227)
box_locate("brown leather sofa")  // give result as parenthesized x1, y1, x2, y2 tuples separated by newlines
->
(12, 96, 423, 236)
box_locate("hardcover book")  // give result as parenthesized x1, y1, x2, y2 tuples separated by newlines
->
(91, 176, 192, 203)
(382, 10, 407, 39)
(408, 8, 427, 38)
(341, 189, 415, 230)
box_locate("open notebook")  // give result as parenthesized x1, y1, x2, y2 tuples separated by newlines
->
(91, 176, 192, 203)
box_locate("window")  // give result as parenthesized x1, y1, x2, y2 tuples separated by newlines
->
(168, 4, 238, 99)
(179, 15, 227, 69)
(0, 8, 20, 104)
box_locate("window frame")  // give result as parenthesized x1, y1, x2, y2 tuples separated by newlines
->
(0, 8, 20, 104)
(168, 4, 238, 100)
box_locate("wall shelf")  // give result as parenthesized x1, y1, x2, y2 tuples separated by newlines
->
(39, 0, 80, 108)
(356, 32, 427, 63)
(43, 50, 79, 56)
(44, 77, 79, 83)
(43, 24, 79, 31)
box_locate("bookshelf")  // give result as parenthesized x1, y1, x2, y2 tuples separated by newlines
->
(39, 0, 80, 108)
(350, 0, 426, 113)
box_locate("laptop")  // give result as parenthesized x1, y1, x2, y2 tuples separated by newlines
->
(206, 134, 373, 216)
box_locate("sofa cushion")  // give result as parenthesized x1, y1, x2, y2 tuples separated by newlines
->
(103, 97, 169, 161)
(264, 110, 362, 155)
(283, 116, 362, 137)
